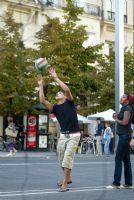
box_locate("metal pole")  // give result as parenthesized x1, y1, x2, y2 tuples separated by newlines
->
(133, 0, 134, 57)
(115, 0, 124, 113)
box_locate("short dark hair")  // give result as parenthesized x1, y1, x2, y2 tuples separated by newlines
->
(56, 91, 65, 95)
(59, 90, 65, 94)
(97, 117, 101, 120)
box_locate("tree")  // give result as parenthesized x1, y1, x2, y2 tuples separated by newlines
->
(96, 48, 134, 112)
(35, 0, 102, 115)
(0, 12, 37, 115)
(124, 49, 134, 93)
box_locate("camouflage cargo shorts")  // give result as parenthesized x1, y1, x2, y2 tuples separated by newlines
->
(57, 133, 80, 170)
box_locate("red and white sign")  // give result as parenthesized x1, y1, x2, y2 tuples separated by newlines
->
(27, 115, 37, 148)
(49, 113, 56, 119)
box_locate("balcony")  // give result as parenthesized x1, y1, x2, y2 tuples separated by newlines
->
(107, 11, 127, 24)
(73, 0, 100, 17)
(40, 0, 100, 17)
(37, 0, 65, 7)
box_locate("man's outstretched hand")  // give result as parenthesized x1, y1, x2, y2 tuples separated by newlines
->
(49, 68, 58, 79)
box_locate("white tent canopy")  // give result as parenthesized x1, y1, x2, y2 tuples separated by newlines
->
(87, 109, 115, 122)
(77, 114, 93, 124)
(50, 114, 92, 124)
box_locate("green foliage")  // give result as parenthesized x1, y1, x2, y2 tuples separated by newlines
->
(63, 0, 84, 22)
(35, 0, 102, 109)
(96, 48, 134, 112)
(124, 49, 134, 93)
(1, 1, 133, 117)
(0, 12, 37, 115)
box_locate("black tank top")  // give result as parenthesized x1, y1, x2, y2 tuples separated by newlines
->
(117, 104, 133, 135)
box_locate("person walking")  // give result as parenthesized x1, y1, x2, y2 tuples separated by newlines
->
(107, 93, 134, 189)
(95, 118, 104, 156)
(37, 68, 80, 192)
(5, 118, 18, 156)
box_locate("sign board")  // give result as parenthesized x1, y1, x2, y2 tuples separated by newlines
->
(27, 115, 37, 148)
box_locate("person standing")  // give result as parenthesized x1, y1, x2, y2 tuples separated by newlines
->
(95, 118, 104, 156)
(107, 93, 134, 189)
(37, 68, 80, 192)
(103, 122, 111, 156)
(17, 122, 25, 151)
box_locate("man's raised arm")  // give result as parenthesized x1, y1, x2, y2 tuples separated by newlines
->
(37, 75, 53, 112)
(49, 68, 73, 101)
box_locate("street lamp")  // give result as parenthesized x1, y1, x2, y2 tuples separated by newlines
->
(115, 0, 124, 113)
(133, 0, 134, 57)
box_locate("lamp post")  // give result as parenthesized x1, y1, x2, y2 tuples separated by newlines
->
(133, 0, 134, 57)
(114, 0, 124, 148)
(115, 0, 124, 113)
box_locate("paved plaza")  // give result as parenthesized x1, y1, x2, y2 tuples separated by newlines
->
(0, 152, 134, 200)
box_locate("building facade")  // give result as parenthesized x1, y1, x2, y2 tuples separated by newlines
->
(0, 0, 133, 51)
(0, 0, 134, 138)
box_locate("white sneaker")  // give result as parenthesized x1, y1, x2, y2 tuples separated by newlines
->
(6, 153, 13, 157)
(106, 185, 120, 189)
(120, 184, 133, 189)
(13, 150, 18, 154)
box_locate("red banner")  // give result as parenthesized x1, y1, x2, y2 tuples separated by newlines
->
(26, 115, 37, 148)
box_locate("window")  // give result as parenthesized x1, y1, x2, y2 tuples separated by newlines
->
(106, 0, 127, 23)
(123, 0, 127, 23)
(106, 0, 112, 12)
(123, 0, 127, 15)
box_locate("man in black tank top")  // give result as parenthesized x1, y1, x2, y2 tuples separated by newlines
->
(37, 68, 80, 192)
